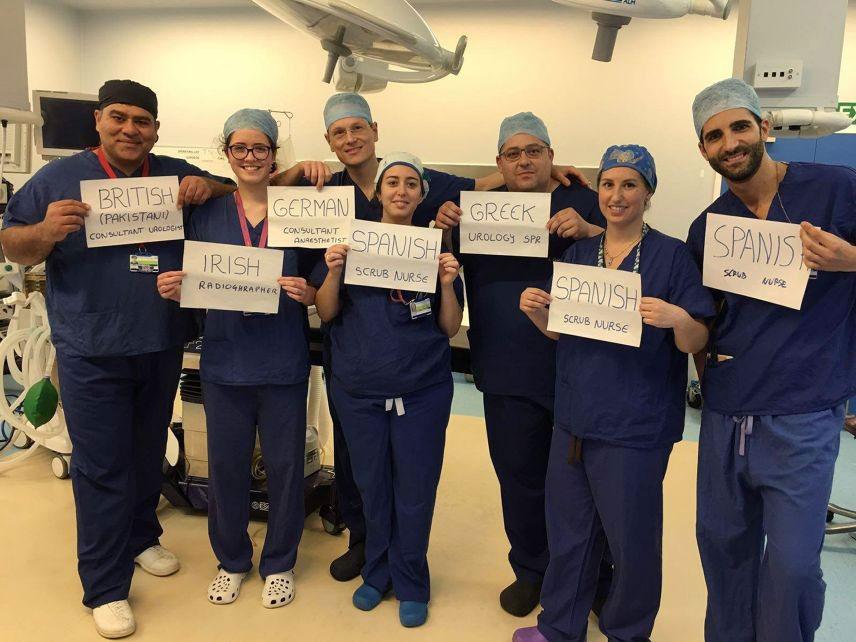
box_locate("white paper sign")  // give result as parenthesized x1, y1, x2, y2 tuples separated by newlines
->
(703, 213, 810, 310)
(180, 240, 283, 314)
(344, 219, 442, 293)
(267, 186, 354, 248)
(80, 176, 184, 248)
(547, 262, 643, 347)
(459, 191, 550, 258)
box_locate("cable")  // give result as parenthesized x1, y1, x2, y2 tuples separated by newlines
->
(0, 120, 8, 185)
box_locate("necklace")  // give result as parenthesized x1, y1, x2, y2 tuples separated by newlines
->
(598, 223, 649, 273)
(773, 161, 792, 223)
(604, 237, 640, 266)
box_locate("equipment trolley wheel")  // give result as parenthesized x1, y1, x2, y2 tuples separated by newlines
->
(51, 455, 70, 479)
(320, 504, 345, 535)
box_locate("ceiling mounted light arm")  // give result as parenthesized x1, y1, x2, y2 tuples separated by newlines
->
(251, 0, 466, 87)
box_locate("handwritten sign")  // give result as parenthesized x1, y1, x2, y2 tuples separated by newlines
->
(80, 176, 183, 248)
(547, 262, 643, 347)
(344, 219, 442, 294)
(267, 186, 354, 248)
(459, 191, 550, 258)
(703, 213, 810, 310)
(180, 240, 283, 314)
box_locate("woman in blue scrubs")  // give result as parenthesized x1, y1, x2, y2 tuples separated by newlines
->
(513, 145, 715, 642)
(156, 109, 316, 608)
(314, 152, 463, 628)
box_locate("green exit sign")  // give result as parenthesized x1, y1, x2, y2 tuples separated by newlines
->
(839, 102, 856, 124)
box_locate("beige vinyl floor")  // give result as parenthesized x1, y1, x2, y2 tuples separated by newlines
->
(0, 414, 707, 642)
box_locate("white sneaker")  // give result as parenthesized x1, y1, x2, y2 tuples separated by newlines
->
(134, 545, 180, 577)
(92, 600, 136, 639)
(208, 569, 247, 605)
(262, 570, 295, 608)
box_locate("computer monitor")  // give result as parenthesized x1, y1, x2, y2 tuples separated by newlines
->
(32, 90, 100, 158)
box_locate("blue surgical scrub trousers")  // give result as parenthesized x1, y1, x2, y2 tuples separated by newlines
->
(483, 392, 553, 584)
(696, 405, 844, 642)
(539, 429, 672, 642)
(201, 380, 308, 578)
(323, 340, 366, 548)
(331, 378, 453, 603)
(57, 347, 184, 608)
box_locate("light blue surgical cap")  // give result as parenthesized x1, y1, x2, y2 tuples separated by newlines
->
(324, 93, 373, 130)
(223, 108, 278, 146)
(598, 144, 657, 193)
(375, 152, 430, 200)
(692, 78, 763, 138)
(498, 112, 551, 152)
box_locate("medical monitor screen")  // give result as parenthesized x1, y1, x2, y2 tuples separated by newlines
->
(37, 96, 99, 155)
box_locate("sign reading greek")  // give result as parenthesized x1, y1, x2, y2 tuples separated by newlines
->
(547, 262, 643, 347)
(344, 219, 442, 294)
(180, 240, 283, 314)
(703, 213, 810, 310)
(267, 186, 354, 248)
(80, 176, 183, 248)
(459, 191, 550, 257)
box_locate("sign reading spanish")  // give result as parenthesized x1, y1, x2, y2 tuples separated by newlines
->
(344, 219, 442, 294)
(267, 186, 354, 248)
(703, 213, 810, 310)
(180, 240, 283, 314)
(81, 176, 183, 248)
(459, 191, 550, 258)
(547, 262, 643, 347)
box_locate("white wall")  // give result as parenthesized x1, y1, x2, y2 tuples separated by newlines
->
(19, 0, 85, 181)
(19, 1, 856, 240)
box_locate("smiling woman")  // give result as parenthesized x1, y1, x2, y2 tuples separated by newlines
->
(155, 107, 320, 612)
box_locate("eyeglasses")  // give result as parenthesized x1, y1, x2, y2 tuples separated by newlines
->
(499, 144, 549, 162)
(329, 123, 371, 140)
(227, 144, 272, 160)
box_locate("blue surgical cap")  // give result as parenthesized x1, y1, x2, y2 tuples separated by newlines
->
(375, 152, 430, 200)
(324, 93, 373, 130)
(598, 144, 657, 193)
(692, 78, 763, 138)
(223, 108, 278, 146)
(498, 112, 551, 152)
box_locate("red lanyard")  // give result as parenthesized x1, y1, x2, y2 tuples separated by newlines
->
(234, 192, 268, 248)
(95, 146, 149, 179)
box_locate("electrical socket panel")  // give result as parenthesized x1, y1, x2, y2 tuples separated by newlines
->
(753, 60, 803, 89)
(0, 183, 8, 206)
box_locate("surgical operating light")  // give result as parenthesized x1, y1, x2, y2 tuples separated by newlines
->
(250, 0, 467, 92)
(551, 0, 733, 62)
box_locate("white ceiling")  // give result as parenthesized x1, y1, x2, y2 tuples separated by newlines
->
(49, 0, 504, 10)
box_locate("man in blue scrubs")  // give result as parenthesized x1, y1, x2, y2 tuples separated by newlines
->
(1, 79, 234, 639)
(288, 94, 590, 582)
(434, 112, 609, 617)
(687, 78, 856, 642)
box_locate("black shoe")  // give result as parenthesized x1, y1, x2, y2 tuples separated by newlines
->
(499, 579, 542, 617)
(330, 542, 366, 582)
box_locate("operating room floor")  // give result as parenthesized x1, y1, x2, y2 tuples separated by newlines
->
(1, 376, 854, 642)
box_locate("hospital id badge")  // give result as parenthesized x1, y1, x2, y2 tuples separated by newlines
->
(409, 298, 432, 320)
(130, 254, 159, 273)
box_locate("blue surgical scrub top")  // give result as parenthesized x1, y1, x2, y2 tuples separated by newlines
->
(456, 183, 604, 397)
(2, 150, 231, 357)
(555, 229, 715, 448)
(302, 165, 476, 227)
(687, 162, 856, 416)
(317, 260, 465, 398)
(187, 195, 316, 386)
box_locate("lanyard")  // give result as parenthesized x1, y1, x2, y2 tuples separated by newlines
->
(95, 146, 149, 179)
(234, 192, 268, 248)
(597, 222, 649, 274)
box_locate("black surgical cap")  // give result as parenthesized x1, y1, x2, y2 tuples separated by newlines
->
(97, 79, 158, 119)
